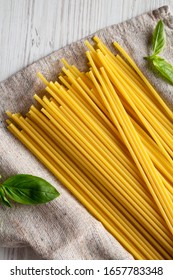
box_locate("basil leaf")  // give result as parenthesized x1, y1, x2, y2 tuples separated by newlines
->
(152, 20, 166, 56)
(1, 174, 60, 205)
(152, 56, 173, 84)
(0, 187, 12, 207)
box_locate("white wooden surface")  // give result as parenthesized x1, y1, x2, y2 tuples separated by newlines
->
(0, 0, 173, 259)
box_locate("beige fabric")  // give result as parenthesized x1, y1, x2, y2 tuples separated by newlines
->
(0, 5, 172, 260)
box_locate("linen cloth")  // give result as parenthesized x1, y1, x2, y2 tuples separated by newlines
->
(0, 6, 173, 260)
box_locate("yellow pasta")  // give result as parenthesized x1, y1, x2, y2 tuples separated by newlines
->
(6, 37, 173, 260)
(113, 41, 173, 121)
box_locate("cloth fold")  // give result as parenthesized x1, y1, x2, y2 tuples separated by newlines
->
(0, 5, 172, 260)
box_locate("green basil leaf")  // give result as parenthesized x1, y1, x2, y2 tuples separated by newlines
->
(152, 20, 166, 56)
(1, 174, 60, 205)
(152, 56, 173, 84)
(0, 187, 12, 207)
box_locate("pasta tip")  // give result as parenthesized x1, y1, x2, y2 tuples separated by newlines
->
(6, 110, 12, 118)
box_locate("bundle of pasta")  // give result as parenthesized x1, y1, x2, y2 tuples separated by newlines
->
(6, 37, 173, 260)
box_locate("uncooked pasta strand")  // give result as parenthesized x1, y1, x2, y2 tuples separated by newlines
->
(113, 41, 173, 120)
(96, 52, 173, 164)
(105, 54, 173, 135)
(20, 117, 165, 259)
(24, 113, 172, 259)
(7, 122, 144, 259)
(86, 52, 173, 233)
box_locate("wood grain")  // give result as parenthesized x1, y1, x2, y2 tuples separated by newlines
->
(1, 0, 173, 82)
(0, 0, 172, 259)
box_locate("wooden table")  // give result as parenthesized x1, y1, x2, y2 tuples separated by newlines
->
(0, 0, 172, 259)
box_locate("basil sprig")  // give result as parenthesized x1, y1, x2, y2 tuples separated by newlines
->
(144, 19, 173, 84)
(0, 174, 60, 207)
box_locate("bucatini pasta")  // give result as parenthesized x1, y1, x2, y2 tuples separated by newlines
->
(6, 38, 173, 260)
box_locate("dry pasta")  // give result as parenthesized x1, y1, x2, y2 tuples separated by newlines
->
(6, 38, 173, 260)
